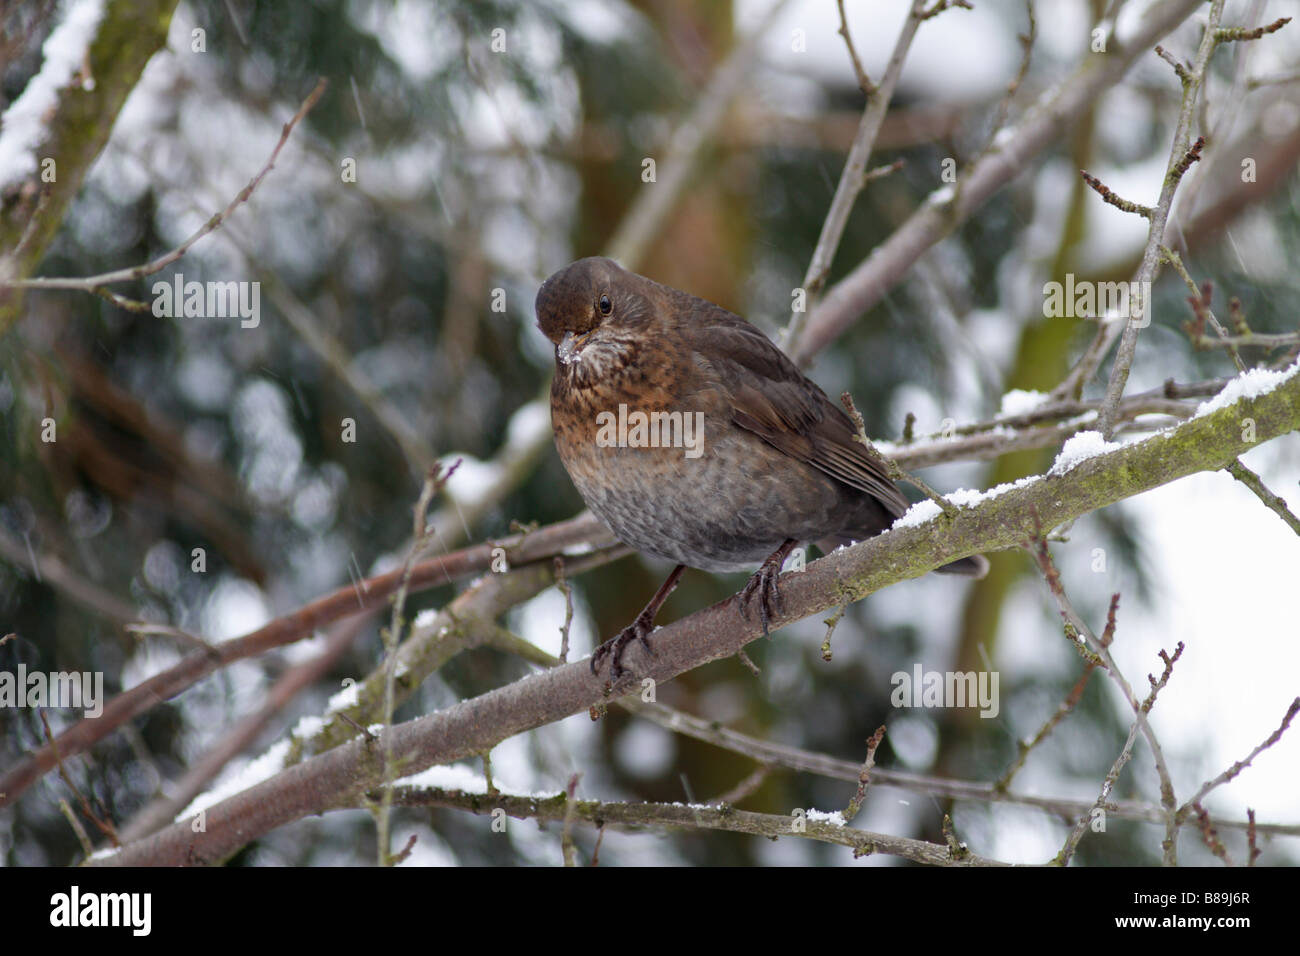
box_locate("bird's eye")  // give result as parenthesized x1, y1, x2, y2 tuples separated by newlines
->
(598, 294, 612, 315)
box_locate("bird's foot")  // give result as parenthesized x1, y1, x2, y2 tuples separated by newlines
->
(739, 539, 798, 636)
(589, 565, 685, 680)
(590, 607, 658, 680)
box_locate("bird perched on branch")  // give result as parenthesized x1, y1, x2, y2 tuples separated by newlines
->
(536, 257, 986, 678)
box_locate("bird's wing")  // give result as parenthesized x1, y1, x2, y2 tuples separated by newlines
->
(680, 298, 910, 517)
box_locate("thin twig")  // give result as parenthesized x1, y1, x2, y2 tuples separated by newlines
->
(995, 656, 1098, 792)
(1030, 536, 1181, 865)
(1225, 460, 1300, 537)
(1162, 247, 1246, 371)
(784, 0, 931, 352)
(1079, 170, 1153, 218)
(834, 0, 875, 95)
(57, 799, 95, 860)
(3, 79, 328, 295)
(554, 556, 574, 663)
(125, 622, 220, 659)
(1215, 16, 1290, 43)
(561, 773, 581, 866)
(383, 785, 1009, 866)
(375, 461, 459, 865)
(790, 0, 1206, 366)
(1246, 809, 1261, 865)
(820, 603, 846, 662)
(1096, 3, 1227, 438)
(1178, 698, 1300, 818)
(709, 765, 771, 806)
(844, 725, 886, 822)
(40, 711, 118, 848)
(1193, 803, 1233, 864)
(842, 391, 956, 517)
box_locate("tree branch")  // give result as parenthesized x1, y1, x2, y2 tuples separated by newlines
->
(380, 784, 1008, 867)
(789, 0, 1204, 366)
(784, 0, 930, 349)
(1096, 1, 1226, 437)
(0, 0, 181, 334)
(88, 366, 1300, 865)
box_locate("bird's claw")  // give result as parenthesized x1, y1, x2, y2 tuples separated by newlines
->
(739, 557, 787, 637)
(589, 609, 657, 679)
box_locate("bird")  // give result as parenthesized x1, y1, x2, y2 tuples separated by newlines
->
(535, 256, 987, 678)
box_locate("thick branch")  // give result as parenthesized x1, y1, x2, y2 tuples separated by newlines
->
(89, 366, 1300, 865)
(0, 513, 618, 807)
(382, 785, 1007, 866)
(0, 0, 181, 334)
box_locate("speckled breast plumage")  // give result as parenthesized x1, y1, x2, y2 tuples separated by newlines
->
(550, 375, 885, 573)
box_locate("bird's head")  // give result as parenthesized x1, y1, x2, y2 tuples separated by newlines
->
(535, 257, 655, 382)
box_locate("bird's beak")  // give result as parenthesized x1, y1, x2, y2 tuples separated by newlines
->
(557, 330, 590, 366)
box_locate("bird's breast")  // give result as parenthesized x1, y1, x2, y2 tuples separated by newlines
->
(550, 376, 856, 571)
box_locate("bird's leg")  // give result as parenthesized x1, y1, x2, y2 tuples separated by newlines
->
(739, 538, 798, 636)
(590, 564, 686, 679)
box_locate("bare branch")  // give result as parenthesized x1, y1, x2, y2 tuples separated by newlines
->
(834, 0, 875, 95)
(785, 0, 932, 349)
(1096, 3, 1225, 437)
(790, 0, 1205, 366)
(843, 725, 886, 822)
(86, 371, 1300, 864)
(603, 0, 793, 266)
(3, 79, 328, 296)
(380, 784, 1008, 866)
(1225, 460, 1300, 537)
(1179, 698, 1300, 818)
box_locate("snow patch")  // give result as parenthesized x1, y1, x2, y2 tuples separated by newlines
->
(395, 763, 550, 800)
(927, 184, 956, 206)
(293, 714, 326, 739)
(1195, 361, 1300, 419)
(0, 0, 106, 190)
(178, 739, 290, 820)
(999, 388, 1049, 417)
(894, 499, 943, 529)
(805, 809, 846, 827)
(327, 681, 360, 712)
(892, 475, 1042, 530)
(1049, 430, 1122, 476)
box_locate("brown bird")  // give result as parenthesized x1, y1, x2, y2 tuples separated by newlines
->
(536, 257, 986, 677)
